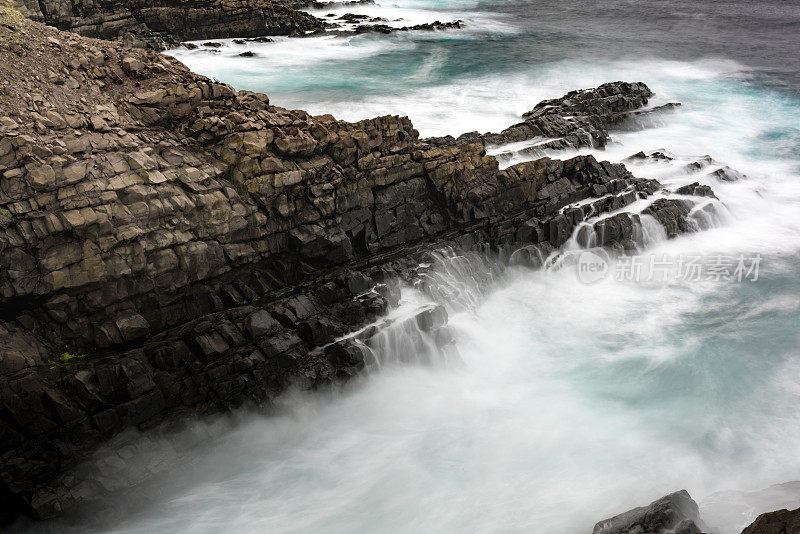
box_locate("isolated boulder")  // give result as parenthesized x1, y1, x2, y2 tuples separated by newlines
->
(593, 490, 706, 534)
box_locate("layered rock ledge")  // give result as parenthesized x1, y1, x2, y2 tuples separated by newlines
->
(0, 7, 714, 523)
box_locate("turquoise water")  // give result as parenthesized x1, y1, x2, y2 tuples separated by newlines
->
(85, 1, 800, 532)
(169, 0, 800, 134)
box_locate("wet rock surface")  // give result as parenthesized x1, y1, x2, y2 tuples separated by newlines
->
(352, 19, 463, 35)
(593, 489, 800, 534)
(593, 490, 707, 534)
(0, 9, 718, 524)
(675, 182, 718, 198)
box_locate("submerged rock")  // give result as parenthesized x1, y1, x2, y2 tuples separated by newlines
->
(593, 490, 707, 534)
(245, 36, 275, 43)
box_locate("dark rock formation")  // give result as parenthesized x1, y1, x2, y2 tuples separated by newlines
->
(741, 506, 800, 534)
(626, 150, 674, 162)
(0, 8, 712, 524)
(676, 182, 717, 199)
(15, 0, 324, 48)
(426, 82, 680, 161)
(708, 166, 747, 182)
(353, 20, 463, 35)
(643, 199, 694, 238)
(593, 490, 707, 534)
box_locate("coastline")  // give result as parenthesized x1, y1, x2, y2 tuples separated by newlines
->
(1, 2, 799, 532)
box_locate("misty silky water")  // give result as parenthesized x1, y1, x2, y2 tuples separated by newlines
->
(100, 1, 800, 532)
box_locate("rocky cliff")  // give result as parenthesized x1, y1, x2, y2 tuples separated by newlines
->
(14, 0, 323, 48)
(0, 5, 714, 523)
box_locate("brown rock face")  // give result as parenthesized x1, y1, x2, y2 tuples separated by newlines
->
(741, 507, 800, 534)
(0, 7, 708, 524)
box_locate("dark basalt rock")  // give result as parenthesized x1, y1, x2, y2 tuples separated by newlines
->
(708, 165, 747, 182)
(522, 81, 653, 119)
(425, 81, 675, 158)
(676, 182, 718, 199)
(352, 19, 462, 35)
(741, 506, 800, 534)
(593, 490, 707, 534)
(339, 13, 371, 21)
(355, 23, 393, 34)
(643, 198, 695, 238)
(625, 150, 674, 162)
(626, 151, 648, 161)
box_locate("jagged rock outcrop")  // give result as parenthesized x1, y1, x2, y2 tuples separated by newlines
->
(0, 8, 711, 523)
(740, 506, 800, 534)
(593, 490, 707, 534)
(352, 20, 463, 35)
(627, 151, 748, 187)
(426, 82, 680, 161)
(675, 182, 717, 199)
(15, 0, 323, 48)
